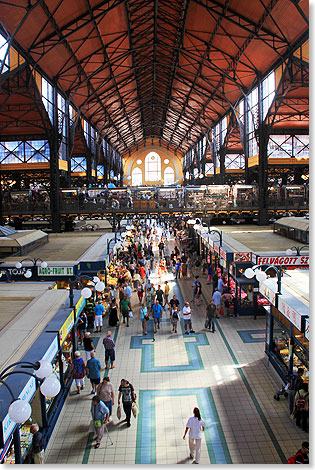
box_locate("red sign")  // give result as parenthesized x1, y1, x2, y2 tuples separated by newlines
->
(234, 252, 251, 262)
(220, 249, 227, 261)
(256, 256, 309, 266)
(213, 242, 220, 254)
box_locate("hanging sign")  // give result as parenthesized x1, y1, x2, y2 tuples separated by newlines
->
(304, 318, 309, 341)
(278, 297, 306, 332)
(38, 266, 74, 276)
(59, 311, 74, 344)
(256, 256, 309, 266)
(234, 252, 251, 263)
(259, 280, 277, 306)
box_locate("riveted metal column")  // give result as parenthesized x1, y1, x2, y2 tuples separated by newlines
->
(258, 81, 269, 225)
(50, 83, 61, 232)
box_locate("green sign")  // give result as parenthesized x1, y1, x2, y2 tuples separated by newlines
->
(38, 266, 74, 276)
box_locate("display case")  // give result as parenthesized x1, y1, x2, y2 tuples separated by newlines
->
(1, 425, 32, 464)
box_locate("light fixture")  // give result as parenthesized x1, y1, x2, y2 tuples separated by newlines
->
(81, 287, 92, 299)
(24, 270, 32, 278)
(8, 400, 32, 424)
(244, 268, 255, 279)
(255, 270, 267, 282)
(35, 360, 53, 379)
(95, 281, 105, 292)
(15, 262, 22, 269)
(40, 375, 61, 398)
(40, 261, 48, 269)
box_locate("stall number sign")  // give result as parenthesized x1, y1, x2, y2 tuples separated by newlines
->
(59, 311, 74, 344)
(38, 266, 74, 276)
(213, 242, 220, 254)
(234, 252, 251, 262)
(278, 297, 303, 331)
(1, 377, 36, 447)
(256, 256, 309, 266)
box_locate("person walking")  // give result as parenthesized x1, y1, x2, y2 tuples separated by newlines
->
(287, 442, 309, 464)
(222, 288, 233, 316)
(86, 351, 103, 394)
(294, 383, 309, 432)
(108, 299, 119, 327)
(83, 332, 95, 362)
(120, 294, 131, 327)
(137, 280, 144, 305)
(287, 368, 304, 414)
(155, 284, 164, 305)
(97, 376, 115, 419)
(118, 379, 136, 428)
(182, 301, 195, 335)
(90, 396, 110, 448)
(152, 299, 163, 333)
(94, 300, 104, 333)
(195, 280, 202, 306)
(212, 289, 222, 318)
(30, 424, 44, 464)
(170, 306, 180, 333)
(140, 302, 148, 335)
(191, 276, 199, 303)
(103, 331, 116, 369)
(164, 280, 170, 307)
(77, 311, 87, 345)
(71, 351, 86, 394)
(206, 300, 216, 333)
(183, 407, 205, 464)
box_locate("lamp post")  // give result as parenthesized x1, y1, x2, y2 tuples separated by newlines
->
(0, 360, 61, 464)
(286, 245, 309, 256)
(14, 258, 48, 279)
(244, 264, 282, 295)
(107, 236, 117, 254)
(69, 274, 105, 309)
(208, 229, 223, 246)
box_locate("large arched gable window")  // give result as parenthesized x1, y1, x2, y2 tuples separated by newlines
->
(145, 152, 161, 181)
(132, 167, 142, 186)
(164, 166, 175, 185)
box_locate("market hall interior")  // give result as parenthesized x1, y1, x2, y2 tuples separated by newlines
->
(0, 0, 309, 465)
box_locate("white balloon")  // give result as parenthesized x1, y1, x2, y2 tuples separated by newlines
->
(40, 375, 61, 398)
(244, 268, 255, 279)
(81, 287, 92, 299)
(24, 270, 32, 278)
(95, 281, 105, 292)
(8, 400, 31, 424)
(15, 262, 22, 269)
(255, 270, 267, 282)
(40, 261, 48, 268)
(35, 360, 53, 379)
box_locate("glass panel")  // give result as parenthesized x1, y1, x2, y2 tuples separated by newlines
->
(164, 167, 175, 185)
(145, 152, 161, 181)
(0, 33, 9, 73)
(132, 167, 142, 186)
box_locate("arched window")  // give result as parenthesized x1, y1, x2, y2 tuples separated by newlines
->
(132, 167, 142, 186)
(145, 152, 161, 181)
(164, 166, 175, 185)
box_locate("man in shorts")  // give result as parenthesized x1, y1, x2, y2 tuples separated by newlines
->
(94, 301, 104, 333)
(152, 299, 163, 333)
(86, 352, 103, 394)
(103, 331, 116, 369)
(182, 301, 195, 335)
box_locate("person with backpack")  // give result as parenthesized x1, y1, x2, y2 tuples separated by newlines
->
(287, 441, 309, 464)
(294, 383, 309, 432)
(287, 368, 304, 414)
(170, 306, 180, 333)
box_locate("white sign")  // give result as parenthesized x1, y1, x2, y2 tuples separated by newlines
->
(256, 256, 309, 266)
(41, 337, 59, 363)
(38, 266, 74, 276)
(259, 280, 277, 306)
(2, 377, 36, 445)
(305, 318, 309, 341)
(278, 297, 304, 331)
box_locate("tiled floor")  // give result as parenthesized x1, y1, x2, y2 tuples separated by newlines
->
(45, 233, 308, 464)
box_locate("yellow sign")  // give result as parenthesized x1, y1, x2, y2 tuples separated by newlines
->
(75, 296, 86, 319)
(59, 310, 74, 344)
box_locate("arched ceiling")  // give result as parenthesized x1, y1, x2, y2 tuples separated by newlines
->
(0, 0, 309, 155)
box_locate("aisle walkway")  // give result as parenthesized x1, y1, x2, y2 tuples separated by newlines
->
(45, 232, 307, 464)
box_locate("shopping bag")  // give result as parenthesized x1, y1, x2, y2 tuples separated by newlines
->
(132, 402, 138, 418)
(219, 306, 224, 316)
(117, 405, 121, 420)
(204, 319, 209, 329)
(129, 310, 133, 318)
